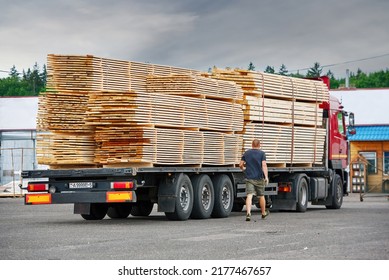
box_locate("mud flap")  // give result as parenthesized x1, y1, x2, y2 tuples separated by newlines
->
(157, 174, 178, 213)
(74, 203, 91, 215)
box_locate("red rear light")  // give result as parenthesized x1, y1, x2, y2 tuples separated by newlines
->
(278, 182, 292, 192)
(111, 182, 134, 190)
(27, 183, 49, 192)
(319, 101, 330, 110)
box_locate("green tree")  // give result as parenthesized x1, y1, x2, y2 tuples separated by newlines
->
(264, 66, 275, 73)
(21, 62, 46, 95)
(40, 64, 47, 89)
(248, 62, 255, 71)
(0, 77, 30, 96)
(10, 65, 19, 79)
(278, 64, 288, 76)
(0, 63, 47, 96)
(306, 62, 322, 78)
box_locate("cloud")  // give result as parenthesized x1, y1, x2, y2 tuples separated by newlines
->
(0, 0, 388, 78)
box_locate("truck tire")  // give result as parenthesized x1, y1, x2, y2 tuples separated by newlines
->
(131, 202, 154, 217)
(190, 174, 214, 219)
(81, 203, 108, 220)
(326, 174, 343, 209)
(165, 173, 194, 221)
(296, 177, 308, 212)
(211, 174, 233, 218)
(107, 203, 132, 219)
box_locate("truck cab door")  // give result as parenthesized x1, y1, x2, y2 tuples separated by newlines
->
(332, 111, 348, 168)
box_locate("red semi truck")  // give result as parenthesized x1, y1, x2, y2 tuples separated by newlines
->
(22, 77, 355, 221)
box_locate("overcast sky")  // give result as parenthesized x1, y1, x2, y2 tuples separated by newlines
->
(1, 0, 388, 79)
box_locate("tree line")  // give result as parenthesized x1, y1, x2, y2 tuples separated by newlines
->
(0, 63, 46, 96)
(250, 62, 389, 89)
(1, 62, 389, 96)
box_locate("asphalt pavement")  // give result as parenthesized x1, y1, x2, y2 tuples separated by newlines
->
(0, 193, 388, 260)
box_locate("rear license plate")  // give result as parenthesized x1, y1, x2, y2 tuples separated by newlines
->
(69, 182, 94, 189)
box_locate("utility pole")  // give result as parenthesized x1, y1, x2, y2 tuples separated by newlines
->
(345, 69, 350, 88)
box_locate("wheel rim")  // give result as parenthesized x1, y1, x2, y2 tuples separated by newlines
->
(180, 185, 190, 211)
(201, 184, 211, 211)
(300, 182, 307, 204)
(336, 180, 342, 203)
(221, 185, 231, 210)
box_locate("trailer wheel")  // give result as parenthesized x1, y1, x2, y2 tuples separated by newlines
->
(326, 174, 343, 209)
(165, 174, 194, 221)
(211, 174, 233, 218)
(131, 202, 154, 217)
(190, 174, 214, 219)
(296, 177, 308, 212)
(107, 203, 132, 219)
(81, 203, 108, 220)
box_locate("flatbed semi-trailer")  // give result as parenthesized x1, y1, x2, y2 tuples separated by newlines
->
(22, 164, 344, 221)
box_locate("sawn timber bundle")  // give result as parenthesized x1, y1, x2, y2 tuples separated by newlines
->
(37, 54, 329, 168)
(206, 68, 329, 166)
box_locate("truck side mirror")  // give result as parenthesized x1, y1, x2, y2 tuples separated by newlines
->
(348, 112, 356, 135)
(349, 112, 355, 126)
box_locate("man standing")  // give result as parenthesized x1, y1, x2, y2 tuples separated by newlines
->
(239, 139, 269, 221)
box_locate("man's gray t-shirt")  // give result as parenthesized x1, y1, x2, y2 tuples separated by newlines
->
(241, 149, 266, 179)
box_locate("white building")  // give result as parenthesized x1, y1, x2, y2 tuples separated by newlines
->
(330, 88, 389, 125)
(0, 97, 39, 192)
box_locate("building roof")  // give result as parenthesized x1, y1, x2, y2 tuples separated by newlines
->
(348, 124, 389, 141)
(0, 97, 38, 130)
(331, 88, 389, 125)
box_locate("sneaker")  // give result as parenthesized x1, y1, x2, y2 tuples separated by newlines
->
(246, 213, 251, 221)
(261, 210, 270, 219)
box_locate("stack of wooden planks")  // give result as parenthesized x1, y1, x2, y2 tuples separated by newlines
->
(36, 90, 95, 167)
(207, 69, 329, 166)
(146, 74, 243, 100)
(37, 54, 329, 168)
(38, 54, 243, 168)
(86, 90, 243, 166)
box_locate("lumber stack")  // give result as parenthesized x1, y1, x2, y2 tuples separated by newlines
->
(146, 74, 243, 100)
(242, 123, 326, 164)
(36, 90, 96, 167)
(208, 69, 329, 166)
(36, 132, 95, 167)
(37, 54, 243, 168)
(37, 54, 329, 168)
(86, 90, 243, 166)
(46, 55, 201, 93)
(86, 90, 242, 134)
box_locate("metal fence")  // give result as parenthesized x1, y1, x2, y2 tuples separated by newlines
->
(0, 147, 38, 197)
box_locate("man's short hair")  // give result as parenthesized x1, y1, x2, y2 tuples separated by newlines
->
(252, 139, 260, 148)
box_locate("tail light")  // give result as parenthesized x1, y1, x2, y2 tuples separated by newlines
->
(106, 191, 133, 203)
(27, 183, 49, 192)
(25, 193, 52, 205)
(278, 182, 292, 192)
(110, 181, 134, 190)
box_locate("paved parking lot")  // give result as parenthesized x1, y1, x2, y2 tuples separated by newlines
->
(0, 193, 388, 260)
